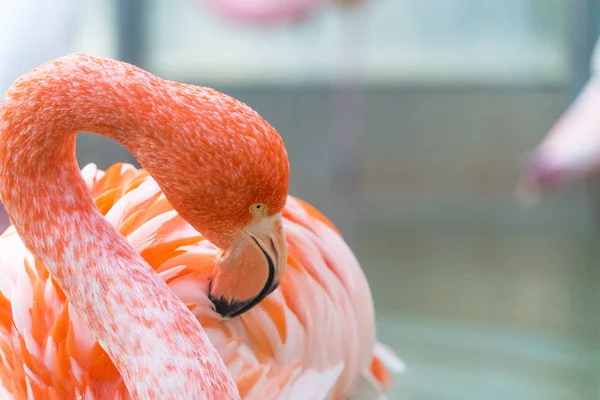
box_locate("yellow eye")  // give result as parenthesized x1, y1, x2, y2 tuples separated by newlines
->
(249, 203, 267, 214)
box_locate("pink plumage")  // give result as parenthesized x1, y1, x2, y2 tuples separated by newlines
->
(0, 54, 402, 398)
(517, 39, 600, 199)
(200, 0, 365, 24)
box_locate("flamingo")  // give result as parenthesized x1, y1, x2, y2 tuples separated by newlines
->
(201, 0, 364, 24)
(516, 38, 600, 200)
(0, 54, 402, 399)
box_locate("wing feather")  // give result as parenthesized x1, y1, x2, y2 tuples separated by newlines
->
(0, 162, 401, 398)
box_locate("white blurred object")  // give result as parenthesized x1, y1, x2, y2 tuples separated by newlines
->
(516, 36, 600, 201)
(0, 0, 78, 97)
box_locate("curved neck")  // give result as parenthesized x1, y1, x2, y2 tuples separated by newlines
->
(0, 55, 239, 398)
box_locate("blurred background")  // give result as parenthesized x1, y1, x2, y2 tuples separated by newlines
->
(1, 0, 600, 398)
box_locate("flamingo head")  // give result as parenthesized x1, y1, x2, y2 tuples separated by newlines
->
(131, 86, 290, 318)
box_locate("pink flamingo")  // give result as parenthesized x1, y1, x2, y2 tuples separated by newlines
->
(517, 40, 600, 200)
(0, 54, 401, 399)
(201, 0, 364, 24)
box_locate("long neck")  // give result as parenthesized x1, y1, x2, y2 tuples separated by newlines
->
(0, 55, 240, 399)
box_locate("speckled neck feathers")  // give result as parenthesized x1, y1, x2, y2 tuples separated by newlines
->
(0, 53, 289, 248)
(0, 54, 244, 399)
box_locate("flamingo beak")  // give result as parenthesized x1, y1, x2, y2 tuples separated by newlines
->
(516, 77, 600, 203)
(208, 214, 286, 318)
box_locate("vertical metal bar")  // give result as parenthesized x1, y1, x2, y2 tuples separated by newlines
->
(115, 0, 146, 67)
(570, 3, 600, 399)
(326, 4, 369, 247)
(568, 0, 599, 98)
(572, 0, 599, 227)
(575, 0, 600, 229)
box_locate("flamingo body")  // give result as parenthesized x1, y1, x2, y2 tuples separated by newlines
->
(0, 162, 400, 399)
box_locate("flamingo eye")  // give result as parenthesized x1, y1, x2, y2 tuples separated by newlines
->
(249, 203, 267, 214)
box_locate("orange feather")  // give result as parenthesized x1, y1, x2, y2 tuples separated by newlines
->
(0, 163, 401, 398)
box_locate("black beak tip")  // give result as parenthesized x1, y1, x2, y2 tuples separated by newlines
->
(208, 282, 281, 319)
(208, 294, 252, 319)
